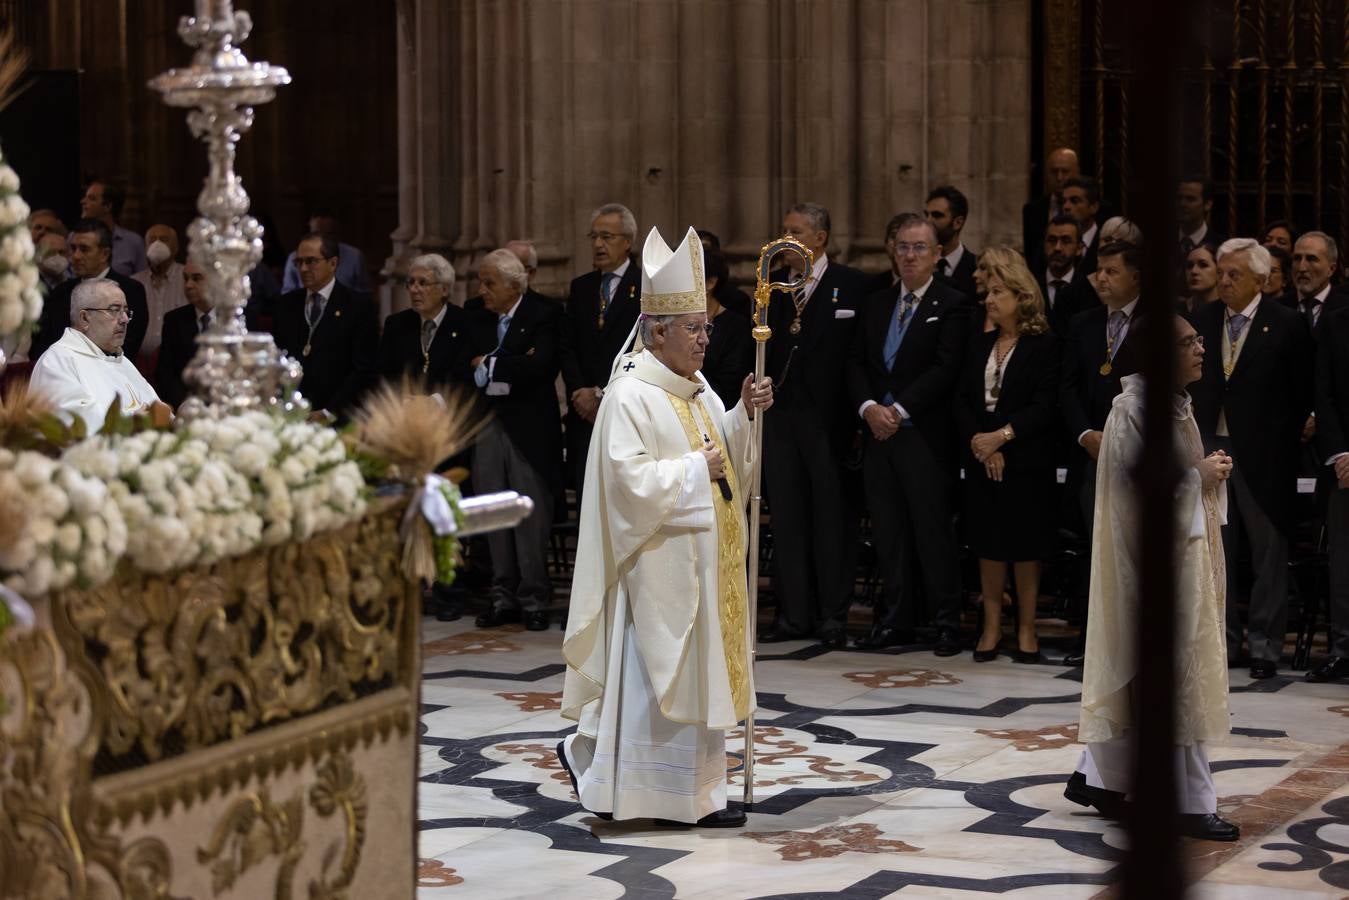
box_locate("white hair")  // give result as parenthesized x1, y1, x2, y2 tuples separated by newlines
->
(506, 240, 538, 271)
(408, 253, 455, 286)
(71, 278, 124, 316)
(638, 314, 678, 346)
(590, 203, 637, 240)
(1100, 216, 1143, 246)
(481, 248, 529, 292)
(1298, 230, 1340, 269)
(1217, 237, 1272, 278)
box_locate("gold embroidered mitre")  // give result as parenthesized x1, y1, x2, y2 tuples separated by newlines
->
(640, 226, 706, 316)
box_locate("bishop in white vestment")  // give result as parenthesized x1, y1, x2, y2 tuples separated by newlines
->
(560, 227, 771, 827)
(1068, 315, 1240, 842)
(28, 279, 161, 432)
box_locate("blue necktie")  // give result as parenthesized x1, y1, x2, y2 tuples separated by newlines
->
(600, 273, 617, 316)
(1226, 312, 1248, 346)
(497, 314, 512, 346)
(881, 292, 917, 405)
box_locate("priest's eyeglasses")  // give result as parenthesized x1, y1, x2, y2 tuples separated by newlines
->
(677, 322, 714, 337)
(86, 305, 133, 320)
(1178, 334, 1204, 349)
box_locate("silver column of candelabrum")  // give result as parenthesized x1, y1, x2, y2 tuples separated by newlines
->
(149, 0, 304, 418)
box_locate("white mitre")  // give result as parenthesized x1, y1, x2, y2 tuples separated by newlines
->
(610, 226, 708, 376)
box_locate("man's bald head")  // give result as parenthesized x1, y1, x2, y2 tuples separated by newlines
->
(1046, 147, 1080, 196)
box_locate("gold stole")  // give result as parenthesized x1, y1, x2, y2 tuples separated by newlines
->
(668, 394, 751, 722)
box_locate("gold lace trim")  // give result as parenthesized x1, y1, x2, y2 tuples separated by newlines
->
(668, 394, 751, 721)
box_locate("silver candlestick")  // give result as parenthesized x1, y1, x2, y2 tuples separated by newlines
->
(148, 0, 304, 418)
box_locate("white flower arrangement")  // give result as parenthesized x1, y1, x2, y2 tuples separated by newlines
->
(0, 411, 368, 598)
(0, 146, 40, 343)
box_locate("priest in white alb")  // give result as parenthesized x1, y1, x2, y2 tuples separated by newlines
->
(559, 226, 772, 827)
(1066, 314, 1240, 842)
(28, 279, 162, 431)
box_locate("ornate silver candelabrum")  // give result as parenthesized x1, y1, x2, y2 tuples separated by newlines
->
(148, 0, 305, 418)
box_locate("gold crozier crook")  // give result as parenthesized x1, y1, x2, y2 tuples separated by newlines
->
(742, 235, 813, 809)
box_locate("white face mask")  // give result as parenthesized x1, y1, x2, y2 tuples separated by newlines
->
(146, 239, 172, 266)
(40, 253, 68, 277)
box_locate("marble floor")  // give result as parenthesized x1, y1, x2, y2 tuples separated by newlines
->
(414, 619, 1349, 899)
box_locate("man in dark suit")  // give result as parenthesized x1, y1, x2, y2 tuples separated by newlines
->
(926, 186, 977, 301)
(1292, 231, 1348, 330)
(1061, 177, 1104, 277)
(1311, 303, 1349, 683)
(30, 219, 149, 362)
(1037, 214, 1100, 336)
(863, 213, 904, 296)
(270, 232, 378, 422)
(1189, 238, 1314, 679)
(1177, 176, 1226, 258)
(561, 203, 642, 503)
(462, 249, 563, 632)
(154, 260, 211, 409)
(1059, 241, 1143, 665)
(1023, 146, 1080, 270)
(760, 202, 868, 645)
(846, 212, 969, 653)
(377, 253, 470, 392)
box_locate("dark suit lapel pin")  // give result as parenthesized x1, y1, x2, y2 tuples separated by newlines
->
(831, 287, 839, 304)
(335, 309, 342, 317)
(628, 285, 635, 300)
(1262, 325, 1269, 332)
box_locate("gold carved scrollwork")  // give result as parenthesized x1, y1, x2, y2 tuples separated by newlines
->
(49, 502, 411, 771)
(195, 751, 368, 900)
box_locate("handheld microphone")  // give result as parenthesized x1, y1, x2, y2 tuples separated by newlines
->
(704, 433, 733, 501)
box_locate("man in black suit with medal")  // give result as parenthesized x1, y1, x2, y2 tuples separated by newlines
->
(270, 232, 378, 423)
(463, 249, 563, 632)
(759, 202, 867, 646)
(377, 253, 469, 393)
(1189, 238, 1314, 679)
(561, 204, 643, 504)
(1059, 241, 1143, 666)
(1038, 214, 1099, 337)
(926, 186, 978, 301)
(846, 212, 969, 653)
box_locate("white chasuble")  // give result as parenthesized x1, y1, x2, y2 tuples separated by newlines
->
(562, 349, 758, 820)
(28, 328, 161, 432)
(1079, 375, 1230, 747)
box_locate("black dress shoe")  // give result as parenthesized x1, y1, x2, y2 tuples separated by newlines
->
(654, 805, 747, 828)
(524, 610, 550, 632)
(1061, 652, 1085, 667)
(933, 628, 961, 657)
(1249, 659, 1277, 680)
(816, 626, 849, 648)
(475, 606, 521, 628)
(853, 626, 916, 650)
(759, 625, 810, 643)
(1013, 646, 1042, 664)
(1063, 771, 1130, 820)
(554, 740, 612, 821)
(1178, 812, 1239, 841)
(434, 600, 462, 622)
(972, 647, 999, 663)
(1306, 656, 1349, 683)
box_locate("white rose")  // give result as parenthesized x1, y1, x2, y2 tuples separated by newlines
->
(0, 534, 36, 571)
(0, 296, 19, 334)
(0, 234, 25, 269)
(56, 559, 76, 586)
(55, 523, 82, 555)
(23, 286, 41, 320)
(35, 483, 70, 520)
(0, 164, 19, 192)
(28, 516, 56, 547)
(6, 194, 29, 226)
(19, 261, 37, 292)
(26, 555, 54, 595)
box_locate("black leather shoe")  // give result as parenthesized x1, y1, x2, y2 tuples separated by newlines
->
(1061, 652, 1085, 667)
(555, 740, 612, 821)
(433, 599, 462, 622)
(816, 626, 849, 648)
(1306, 656, 1349, 683)
(759, 625, 810, 643)
(524, 610, 550, 631)
(973, 647, 999, 663)
(933, 628, 961, 657)
(1178, 812, 1239, 841)
(1063, 771, 1130, 820)
(475, 606, 521, 628)
(1249, 659, 1277, 680)
(1013, 644, 1042, 664)
(654, 805, 747, 828)
(853, 626, 916, 650)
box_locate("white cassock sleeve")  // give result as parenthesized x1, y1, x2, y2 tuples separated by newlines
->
(28, 354, 102, 431)
(665, 451, 715, 529)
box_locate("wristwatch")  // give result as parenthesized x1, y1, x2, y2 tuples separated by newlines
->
(1001, 426, 1013, 441)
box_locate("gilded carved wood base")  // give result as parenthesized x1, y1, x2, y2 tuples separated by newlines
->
(0, 503, 417, 899)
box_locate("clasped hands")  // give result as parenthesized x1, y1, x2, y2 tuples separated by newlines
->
(1198, 449, 1233, 490)
(970, 429, 1012, 481)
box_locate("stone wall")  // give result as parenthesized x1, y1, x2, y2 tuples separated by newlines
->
(388, 0, 1032, 305)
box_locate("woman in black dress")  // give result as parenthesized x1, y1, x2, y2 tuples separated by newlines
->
(699, 246, 754, 408)
(955, 250, 1061, 663)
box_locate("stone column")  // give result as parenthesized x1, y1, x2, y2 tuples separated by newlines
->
(385, 0, 419, 313)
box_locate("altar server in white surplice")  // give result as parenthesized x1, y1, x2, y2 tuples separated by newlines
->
(29, 279, 161, 432)
(559, 226, 773, 828)
(1065, 314, 1241, 843)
